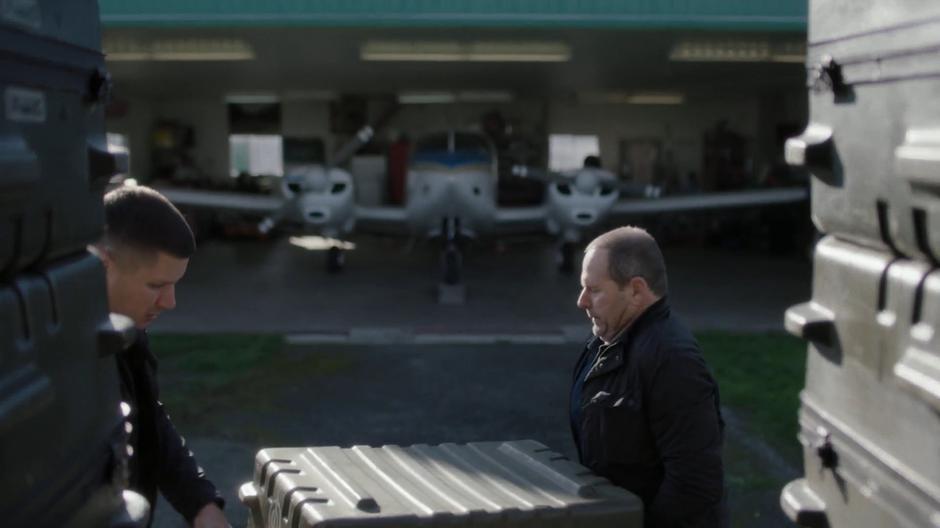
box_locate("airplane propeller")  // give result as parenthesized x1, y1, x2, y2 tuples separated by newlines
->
(255, 101, 400, 272)
(259, 126, 373, 234)
(511, 164, 664, 274)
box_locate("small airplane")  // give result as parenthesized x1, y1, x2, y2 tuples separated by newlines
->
(159, 128, 808, 299)
(158, 125, 372, 271)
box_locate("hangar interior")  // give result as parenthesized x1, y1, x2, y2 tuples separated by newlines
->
(99, 1, 809, 207)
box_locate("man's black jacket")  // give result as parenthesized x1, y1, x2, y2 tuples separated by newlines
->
(570, 298, 726, 527)
(116, 333, 223, 525)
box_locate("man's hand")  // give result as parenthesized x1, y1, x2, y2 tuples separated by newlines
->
(192, 503, 230, 528)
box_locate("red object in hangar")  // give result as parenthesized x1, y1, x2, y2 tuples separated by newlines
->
(387, 136, 409, 205)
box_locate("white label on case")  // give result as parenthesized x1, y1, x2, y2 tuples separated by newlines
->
(5, 87, 47, 123)
(1, 0, 41, 29)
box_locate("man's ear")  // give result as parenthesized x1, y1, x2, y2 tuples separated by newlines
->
(89, 244, 127, 271)
(90, 244, 118, 271)
(629, 276, 650, 297)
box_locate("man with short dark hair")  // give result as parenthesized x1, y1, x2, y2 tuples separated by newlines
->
(571, 226, 726, 527)
(93, 185, 229, 528)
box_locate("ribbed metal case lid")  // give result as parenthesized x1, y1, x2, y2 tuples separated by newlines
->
(244, 439, 642, 527)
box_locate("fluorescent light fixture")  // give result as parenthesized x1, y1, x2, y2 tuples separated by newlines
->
(457, 91, 514, 103)
(398, 92, 457, 104)
(771, 54, 806, 64)
(282, 90, 337, 101)
(670, 39, 805, 63)
(580, 91, 684, 105)
(362, 41, 570, 62)
(397, 91, 515, 104)
(768, 41, 809, 63)
(104, 37, 255, 61)
(227, 92, 337, 104)
(225, 93, 279, 104)
(625, 92, 685, 105)
(106, 52, 150, 61)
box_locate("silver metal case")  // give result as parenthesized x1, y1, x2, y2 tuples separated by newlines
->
(240, 440, 643, 528)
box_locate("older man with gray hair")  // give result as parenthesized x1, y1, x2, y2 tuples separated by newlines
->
(570, 226, 726, 527)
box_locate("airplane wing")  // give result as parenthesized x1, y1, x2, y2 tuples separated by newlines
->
(494, 205, 548, 235)
(156, 186, 283, 215)
(609, 187, 808, 216)
(354, 205, 411, 235)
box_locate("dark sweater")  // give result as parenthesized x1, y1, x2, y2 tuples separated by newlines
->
(115, 333, 223, 526)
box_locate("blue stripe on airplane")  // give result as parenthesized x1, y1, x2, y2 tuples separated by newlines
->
(412, 150, 490, 168)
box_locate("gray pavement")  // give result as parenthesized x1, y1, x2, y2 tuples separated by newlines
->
(151, 343, 797, 528)
(146, 235, 810, 526)
(151, 234, 812, 336)
(151, 343, 581, 527)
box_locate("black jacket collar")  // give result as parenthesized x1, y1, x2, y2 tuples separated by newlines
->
(625, 295, 670, 340)
(585, 296, 670, 381)
(588, 296, 670, 350)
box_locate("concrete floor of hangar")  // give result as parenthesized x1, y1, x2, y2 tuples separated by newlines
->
(149, 232, 813, 337)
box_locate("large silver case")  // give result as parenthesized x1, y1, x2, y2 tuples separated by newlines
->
(239, 440, 643, 527)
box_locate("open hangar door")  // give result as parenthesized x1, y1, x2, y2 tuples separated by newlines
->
(99, 5, 810, 254)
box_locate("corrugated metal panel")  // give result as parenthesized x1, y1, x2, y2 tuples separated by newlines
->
(242, 440, 644, 527)
(99, 0, 806, 30)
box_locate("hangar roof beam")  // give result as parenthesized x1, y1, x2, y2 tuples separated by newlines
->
(99, 0, 806, 31)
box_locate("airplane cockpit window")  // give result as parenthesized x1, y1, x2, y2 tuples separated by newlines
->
(453, 132, 491, 156)
(415, 133, 450, 154)
(413, 131, 492, 168)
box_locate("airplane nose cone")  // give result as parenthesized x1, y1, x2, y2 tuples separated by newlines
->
(445, 176, 459, 198)
(306, 207, 331, 224)
(572, 210, 597, 225)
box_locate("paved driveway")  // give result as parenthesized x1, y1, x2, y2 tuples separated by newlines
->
(151, 342, 797, 528)
(148, 235, 809, 527)
(151, 234, 811, 335)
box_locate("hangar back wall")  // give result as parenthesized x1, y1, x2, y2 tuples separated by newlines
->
(106, 91, 806, 190)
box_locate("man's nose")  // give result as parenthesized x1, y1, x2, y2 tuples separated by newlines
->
(157, 285, 176, 310)
(577, 288, 589, 309)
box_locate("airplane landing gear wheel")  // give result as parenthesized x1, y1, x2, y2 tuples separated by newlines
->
(326, 246, 345, 273)
(442, 246, 462, 285)
(558, 242, 576, 274)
